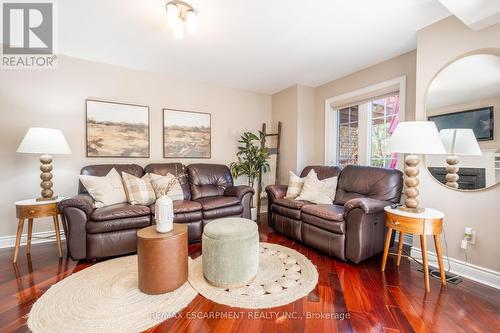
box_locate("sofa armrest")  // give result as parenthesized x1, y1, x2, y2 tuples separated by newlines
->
(58, 194, 94, 260)
(344, 197, 391, 215)
(58, 194, 95, 218)
(265, 185, 288, 200)
(224, 185, 255, 200)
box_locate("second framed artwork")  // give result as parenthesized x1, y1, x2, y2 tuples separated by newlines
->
(163, 109, 211, 158)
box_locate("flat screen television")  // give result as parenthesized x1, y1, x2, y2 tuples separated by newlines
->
(428, 106, 494, 141)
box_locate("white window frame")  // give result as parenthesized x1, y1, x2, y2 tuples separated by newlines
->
(324, 76, 406, 166)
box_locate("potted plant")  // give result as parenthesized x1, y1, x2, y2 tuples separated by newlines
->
(230, 131, 271, 221)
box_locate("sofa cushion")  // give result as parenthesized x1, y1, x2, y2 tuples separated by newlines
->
(203, 204, 243, 220)
(87, 215, 151, 234)
(334, 165, 403, 205)
(90, 203, 151, 221)
(150, 200, 202, 216)
(188, 164, 233, 200)
(301, 204, 344, 222)
(272, 204, 302, 220)
(302, 212, 345, 234)
(196, 196, 240, 211)
(273, 198, 312, 209)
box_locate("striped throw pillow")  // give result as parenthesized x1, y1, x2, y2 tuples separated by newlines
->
(149, 173, 184, 201)
(121, 172, 156, 206)
(285, 171, 307, 199)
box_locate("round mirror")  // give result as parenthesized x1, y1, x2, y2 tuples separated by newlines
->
(425, 53, 500, 191)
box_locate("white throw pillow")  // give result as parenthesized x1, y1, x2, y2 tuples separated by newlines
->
(122, 172, 156, 206)
(79, 168, 128, 208)
(149, 173, 184, 201)
(285, 171, 307, 199)
(295, 169, 338, 204)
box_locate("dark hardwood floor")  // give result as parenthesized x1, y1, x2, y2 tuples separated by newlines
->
(1, 215, 499, 333)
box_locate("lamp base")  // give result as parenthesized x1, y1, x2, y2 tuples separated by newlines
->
(36, 196, 58, 202)
(397, 206, 425, 214)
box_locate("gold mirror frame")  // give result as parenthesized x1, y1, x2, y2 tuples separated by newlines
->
(423, 49, 500, 192)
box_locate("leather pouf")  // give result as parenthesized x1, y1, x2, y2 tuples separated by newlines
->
(202, 217, 259, 288)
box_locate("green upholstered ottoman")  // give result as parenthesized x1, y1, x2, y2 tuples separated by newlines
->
(202, 217, 259, 288)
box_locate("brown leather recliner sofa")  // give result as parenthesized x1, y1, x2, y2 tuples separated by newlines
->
(58, 163, 254, 260)
(266, 165, 403, 263)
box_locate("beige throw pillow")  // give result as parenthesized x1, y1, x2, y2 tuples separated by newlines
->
(295, 169, 338, 204)
(122, 172, 156, 206)
(79, 168, 128, 208)
(285, 171, 306, 199)
(149, 173, 184, 201)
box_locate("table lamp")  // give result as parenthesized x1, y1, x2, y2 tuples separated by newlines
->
(387, 121, 446, 213)
(439, 128, 482, 189)
(17, 128, 72, 201)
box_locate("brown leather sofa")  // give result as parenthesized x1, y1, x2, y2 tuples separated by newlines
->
(58, 163, 254, 260)
(266, 165, 403, 263)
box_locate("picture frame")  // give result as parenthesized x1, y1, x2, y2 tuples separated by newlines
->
(86, 99, 150, 157)
(163, 109, 211, 158)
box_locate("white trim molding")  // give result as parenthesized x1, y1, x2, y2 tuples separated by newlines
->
(410, 247, 500, 290)
(324, 75, 407, 165)
(0, 230, 65, 249)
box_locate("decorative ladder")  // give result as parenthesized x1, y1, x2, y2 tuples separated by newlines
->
(256, 122, 282, 217)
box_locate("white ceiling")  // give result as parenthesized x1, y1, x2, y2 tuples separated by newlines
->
(57, 0, 451, 94)
(427, 54, 500, 110)
(438, 0, 500, 31)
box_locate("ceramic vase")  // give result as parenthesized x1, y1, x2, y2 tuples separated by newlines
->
(155, 195, 174, 233)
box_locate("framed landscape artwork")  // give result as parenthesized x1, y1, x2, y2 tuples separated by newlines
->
(86, 99, 150, 157)
(163, 109, 211, 158)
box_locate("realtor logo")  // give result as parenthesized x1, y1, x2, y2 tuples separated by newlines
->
(1, 0, 57, 68)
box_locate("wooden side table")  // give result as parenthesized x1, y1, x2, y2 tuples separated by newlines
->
(13, 198, 65, 263)
(381, 206, 446, 293)
(137, 224, 188, 295)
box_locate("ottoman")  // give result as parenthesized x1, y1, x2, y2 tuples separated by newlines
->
(202, 217, 259, 288)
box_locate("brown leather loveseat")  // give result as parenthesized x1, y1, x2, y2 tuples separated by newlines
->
(266, 165, 403, 263)
(58, 163, 254, 260)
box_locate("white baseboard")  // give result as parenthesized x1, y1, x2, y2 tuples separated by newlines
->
(410, 247, 500, 290)
(0, 230, 65, 249)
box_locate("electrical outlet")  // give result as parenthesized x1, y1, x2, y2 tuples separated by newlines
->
(464, 227, 476, 244)
(461, 239, 468, 249)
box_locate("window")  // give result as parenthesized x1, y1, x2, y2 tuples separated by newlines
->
(337, 106, 359, 167)
(370, 94, 399, 168)
(332, 93, 400, 168)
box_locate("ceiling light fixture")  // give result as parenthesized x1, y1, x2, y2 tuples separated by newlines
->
(165, 0, 197, 39)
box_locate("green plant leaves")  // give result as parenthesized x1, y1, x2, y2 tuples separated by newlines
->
(230, 131, 271, 187)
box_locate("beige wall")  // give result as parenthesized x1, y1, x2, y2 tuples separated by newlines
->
(271, 84, 316, 184)
(428, 95, 500, 150)
(415, 16, 500, 271)
(296, 85, 316, 173)
(0, 55, 271, 239)
(271, 85, 298, 184)
(313, 50, 417, 163)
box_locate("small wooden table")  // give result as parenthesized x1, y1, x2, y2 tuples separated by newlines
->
(137, 224, 188, 295)
(13, 198, 65, 263)
(381, 207, 446, 293)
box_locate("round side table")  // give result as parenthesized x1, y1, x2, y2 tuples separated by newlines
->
(137, 224, 188, 295)
(13, 198, 65, 263)
(381, 206, 446, 293)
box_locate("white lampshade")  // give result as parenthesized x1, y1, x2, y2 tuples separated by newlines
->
(186, 10, 197, 34)
(17, 127, 72, 155)
(439, 128, 482, 156)
(387, 121, 446, 155)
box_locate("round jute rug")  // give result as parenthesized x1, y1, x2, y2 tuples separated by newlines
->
(188, 242, 318, 309)
(28, 255, 197, 333)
